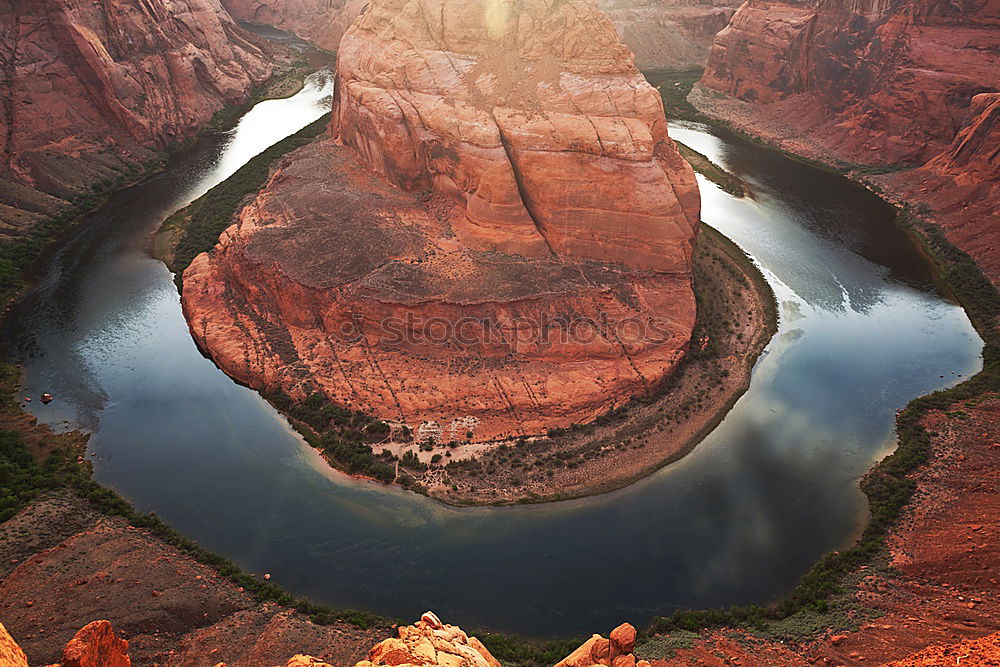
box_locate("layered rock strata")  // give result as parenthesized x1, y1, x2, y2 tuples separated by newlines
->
(220, 0, 367, 51)
(0, 0, 272, 239)
(694, 0, 1000, 287)
(598, 0, 738, 69)
(183, 0, 700, 441)
(700, 0, 1000, 167)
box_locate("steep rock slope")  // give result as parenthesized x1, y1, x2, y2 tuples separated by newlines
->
(182, 0, 700, 442)
(699, 0, 1000, 166)
(220, 0, 367, 50)
(693, 0, 1000, 287)
(0, 0, 272, 240)
(598, 0, 738, 70)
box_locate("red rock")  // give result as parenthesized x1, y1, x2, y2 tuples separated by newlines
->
(333, 0, 699, 271)
(555, 623, 645, 667)
(610, 622, 637, 654)
(220, 0, 367, 51)
(0, 621, 28, 667)
(61, 620, 131, 667)
(0, 0, 272, 238)
(700, 0, 1000, 167)
(353, 613, 501, 667)
(598, 0, 738, 69)
(183, 0, 699, 442)
(880, 631, 1000, 666)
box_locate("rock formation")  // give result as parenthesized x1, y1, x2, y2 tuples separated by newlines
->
(0, 0, 272, 240)
(352, 612, 501, 667)
(555, 622, 651, 667)
(183, 0, 700, 441)
(0, 621, 28, 667)
(693, 0, 1000, 288)
(699, 0, 1000, 166)
(882, 91, 1000, 285)
(59, 620, 131, 667)
(598, 0, 738, 70)
(220, 0, 367, 51)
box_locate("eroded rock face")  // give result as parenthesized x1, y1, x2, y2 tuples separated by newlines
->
(700, 0, 1000, 166)
(0, 621, 28, 667)
(184, 0, 699, 441)
(0, 0, 271, 236)
(882, 91, 1000, 286)
(61, 620, 131, 667)
(352, 612, 501, 667)
(598, 0, 737, 69)
(220, 0, 367, 50)
(333, 0, 699, 272)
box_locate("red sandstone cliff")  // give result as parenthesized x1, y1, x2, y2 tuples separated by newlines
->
(220, 0, 737, 70)
(182, 0, 700, 442)
(220, 0, 367, 51)
(693, 0, 1000, 286)
(699, 0, 1000, 166)
(0, 0, 272, 239)
(598, 0, 738, 70)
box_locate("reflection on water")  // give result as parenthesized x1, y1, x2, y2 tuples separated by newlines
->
(0, 76, 982, 636)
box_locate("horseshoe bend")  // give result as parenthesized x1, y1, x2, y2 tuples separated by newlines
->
(180, 0, 705, 447)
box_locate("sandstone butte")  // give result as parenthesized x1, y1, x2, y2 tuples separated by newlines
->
(695, 0, 1000, 288)
(181, 0, 701, 442)
(0, 0, 272, 239)
(221, 0, 738, 70)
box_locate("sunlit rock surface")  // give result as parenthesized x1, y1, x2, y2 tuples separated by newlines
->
(183, 0, 700, 442)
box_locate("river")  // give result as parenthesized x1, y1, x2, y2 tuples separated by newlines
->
(0, 67, 982, 636)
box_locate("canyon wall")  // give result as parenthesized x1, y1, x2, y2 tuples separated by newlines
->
(222, 0, 735, 70)
(694, 0, 1000, 285)
(183, 0, 700, 442)
(598, 0, 738, 70)
(0, 0, 272, 241)
(699, 0, 1000, 166)
(220, 0, 367, 50)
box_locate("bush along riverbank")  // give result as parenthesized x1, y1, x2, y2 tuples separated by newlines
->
(157, 114, 330, 282)
(0, 361, 392, 632)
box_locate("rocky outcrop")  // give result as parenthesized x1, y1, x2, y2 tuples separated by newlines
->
(880, 91, 1000, 286)
(0, 0, 272, 240)
(0, 621, 28, 667)
(220, 0, 367, 51)
(183, 0, 699, 442)
(699, 0, 1000, 167)
(60, 620, 131, 667)
(555, 622, 651, 667)
(352, 612, 501, 667)
(598, 0, 738, 70)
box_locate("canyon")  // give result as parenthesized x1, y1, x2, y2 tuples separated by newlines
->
(220, 0, 738, 70)
(0, 0, 272, 249)
(694, 0, 1000, 284)
(182, 0, 701, 442)
(221, 0, 368, 52)
(0, 0, 997, 664)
